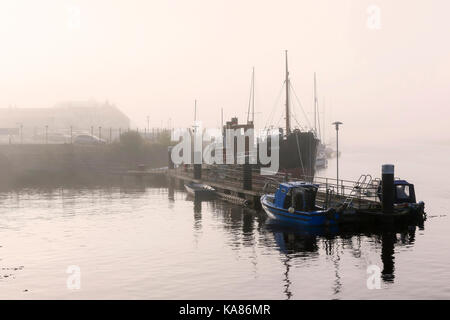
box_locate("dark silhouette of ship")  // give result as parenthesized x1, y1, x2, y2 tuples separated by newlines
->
(223, 51, 319, 179)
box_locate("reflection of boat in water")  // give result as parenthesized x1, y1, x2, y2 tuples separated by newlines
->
(184, 182, 216, 199)
(261, 181, 340, 226)
(265, 215, 424, 294)
(267, 219, 336, 254)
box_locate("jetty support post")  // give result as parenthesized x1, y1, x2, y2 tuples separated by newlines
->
(382, 164, 395, 213)
(193, 151, 202, 180)
(168, 146, 174, 169)
(243, 156, 252, 191)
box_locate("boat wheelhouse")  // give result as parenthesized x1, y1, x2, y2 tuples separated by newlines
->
(261, 181, 340, 226)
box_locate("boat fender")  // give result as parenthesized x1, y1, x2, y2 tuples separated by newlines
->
(288, 207, 295, 214)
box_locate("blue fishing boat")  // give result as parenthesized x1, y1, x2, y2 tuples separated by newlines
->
(261, 181, 340, 226)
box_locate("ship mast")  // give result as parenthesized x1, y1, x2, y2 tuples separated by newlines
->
(247, 67, 255, 124)
(313, 72, 322, 140)
(314, 73, 317, 135)
(193, 99, 198, 134)
(194, 100, 197, 122)
(285, 50, 291, 135)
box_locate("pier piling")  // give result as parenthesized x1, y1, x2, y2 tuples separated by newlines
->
(243, 158, 252, 191)
(168, 147, 174, 169)
(382, 164, 395, 213)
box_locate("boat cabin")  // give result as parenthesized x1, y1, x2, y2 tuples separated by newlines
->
(274, 182, 319, 212)
(377, 179, 417, 204)
(393, 180, 417, 204)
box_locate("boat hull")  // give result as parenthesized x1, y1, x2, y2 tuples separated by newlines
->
(261, 195, 339, 226)
(279, 131, 319, 179)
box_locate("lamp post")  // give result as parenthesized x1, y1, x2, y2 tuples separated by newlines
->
(19, 123, 23, 144)
(332, 121, 343, 194)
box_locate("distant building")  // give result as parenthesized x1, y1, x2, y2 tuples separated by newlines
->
(0, 100, 130, 133)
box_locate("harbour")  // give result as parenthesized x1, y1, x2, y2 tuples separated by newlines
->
(0, 0, 449, 304)
(0, 141, 448, 299)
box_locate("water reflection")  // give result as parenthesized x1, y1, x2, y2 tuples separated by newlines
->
(0, 181, 430, 299)
(193, 198, 202, 232)
(190, 192, 425, 299)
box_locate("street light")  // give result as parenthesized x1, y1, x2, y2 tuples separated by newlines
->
(16, 122, 23, 144)
(332, 121, 343, 194)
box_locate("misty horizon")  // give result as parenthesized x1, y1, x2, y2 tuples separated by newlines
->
(1, 1, 449, 144)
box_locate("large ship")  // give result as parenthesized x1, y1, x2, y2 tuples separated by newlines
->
(223, 51, 319, 179)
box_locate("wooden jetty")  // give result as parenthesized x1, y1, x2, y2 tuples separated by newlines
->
(124, 165, 381, 210)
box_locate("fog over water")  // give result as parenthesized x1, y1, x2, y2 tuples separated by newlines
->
(0, 143, 449, 299)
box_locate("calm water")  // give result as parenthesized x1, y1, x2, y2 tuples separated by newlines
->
(0, 142, 449, 299)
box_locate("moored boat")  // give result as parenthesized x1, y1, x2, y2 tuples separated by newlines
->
(261, 181, 340, 226)
(184, 182, 216, 198)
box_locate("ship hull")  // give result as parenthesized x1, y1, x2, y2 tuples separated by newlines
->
(278, 131, 319, 179)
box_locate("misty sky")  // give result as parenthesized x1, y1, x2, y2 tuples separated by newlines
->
(1, 0, 449, 145)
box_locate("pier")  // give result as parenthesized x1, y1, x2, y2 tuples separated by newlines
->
(121, 161, 427, 226)
(124, 164, 382, 210)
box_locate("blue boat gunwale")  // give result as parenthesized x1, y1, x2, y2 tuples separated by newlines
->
(261, 196, 310, 222)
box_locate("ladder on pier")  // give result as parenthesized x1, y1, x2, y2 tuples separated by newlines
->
(343, 174, 374, 208)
